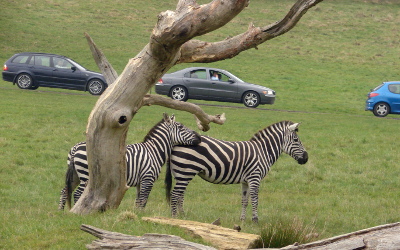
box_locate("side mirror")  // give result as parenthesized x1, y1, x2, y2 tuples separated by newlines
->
(228, 79, 235, 83)
(71, 66, 77, 72)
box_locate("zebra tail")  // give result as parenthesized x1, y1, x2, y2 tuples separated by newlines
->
(65, 161, 75, 210)
(164, 159, 172, 205)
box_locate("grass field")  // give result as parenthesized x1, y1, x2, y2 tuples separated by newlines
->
(1, 0, 400, 249)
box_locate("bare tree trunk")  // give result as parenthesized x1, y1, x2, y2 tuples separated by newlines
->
(71, 0, 323, 214)
(71, 44, 179, 213)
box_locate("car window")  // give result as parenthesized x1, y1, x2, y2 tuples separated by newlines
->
(53, 57, 73, 69)
(185, 69, 207, 80)
(11, 55, 30, 64)
(33, 56, 51, 67)
(218, 72, 230, 82)
(210, 70, 230, 82)
(388, 84, 400, 94)
(372, 83, 384, 91)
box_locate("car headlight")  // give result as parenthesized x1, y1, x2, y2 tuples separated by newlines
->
(262, 90, 274, 95)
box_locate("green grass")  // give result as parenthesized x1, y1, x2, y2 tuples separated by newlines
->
(1, 0, 400, 249)
(255, 217, 319, 248)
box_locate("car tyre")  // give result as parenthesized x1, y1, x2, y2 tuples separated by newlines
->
(170, 86, 188, 101)
(373, 102, 390, 117)
(243, 91, 260, 108)
(88, 79, 106, 95)
(16, 73, 34, 89)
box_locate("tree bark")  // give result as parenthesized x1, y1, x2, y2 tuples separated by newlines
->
(71, 0, 324, 214)
(142, 217, 261, 250)
(81, 224, 216, 249)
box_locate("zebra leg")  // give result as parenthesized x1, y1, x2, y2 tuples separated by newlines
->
(177, 194, 185, 214)
(240, 183, 250, 221)
(59, 163, 80, 210)
(171, 188, 184, 217)
(248, 181, 260, 223)
(135, 184, 141, 208)
(135, 179, 155, 209)
(170, 179, 192, 217)
(58, 187, 68, 210)
(74, 180, 88, 204)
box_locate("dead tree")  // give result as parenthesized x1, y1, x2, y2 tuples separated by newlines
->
(70, 0, 323, 214)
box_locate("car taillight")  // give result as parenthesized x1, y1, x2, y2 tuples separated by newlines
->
(157, 79, 163, 84)
(369, 93, 379, 98)
(3, 64, 8, 71)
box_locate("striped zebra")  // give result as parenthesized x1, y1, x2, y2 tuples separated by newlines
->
(59, 113, 201, 210)
(165, 120, 308, 222)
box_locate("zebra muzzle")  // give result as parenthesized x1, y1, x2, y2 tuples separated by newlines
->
(297, 151, 308, 165)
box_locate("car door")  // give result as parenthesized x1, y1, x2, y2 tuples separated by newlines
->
(28, 55, 54, 85)
(387, 84, 400, 113)
(182, 69, 209, 98)
(51, 57, 86, 89)
(207, 70, 239, 101)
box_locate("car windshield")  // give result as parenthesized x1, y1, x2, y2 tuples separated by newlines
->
(67, 58, 88, 71)
(229, 72, 244, 82)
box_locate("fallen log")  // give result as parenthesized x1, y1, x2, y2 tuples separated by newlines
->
(81, 220, 400, 249)
(142, 216, 261, 250)
(81, 224, 216, 249)
(281, 222, 400, 250)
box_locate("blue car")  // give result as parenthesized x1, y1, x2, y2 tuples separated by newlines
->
(365, 81, 400, 117)
(2, 52, 107, 95)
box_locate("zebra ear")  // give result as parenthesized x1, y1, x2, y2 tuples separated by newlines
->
(288, 123, 300, 132)
(170, 114, 176, 122)
(163, 113, 171, 123)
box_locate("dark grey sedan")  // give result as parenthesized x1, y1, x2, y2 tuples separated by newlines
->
(155, 67, 275, 108)
(2, 52, 107, 95)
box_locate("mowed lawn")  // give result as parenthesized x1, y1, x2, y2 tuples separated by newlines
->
(1, 0, 399, 249)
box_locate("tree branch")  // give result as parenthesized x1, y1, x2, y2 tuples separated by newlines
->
(84, 32, 118, 84)
(177, 0, 323, 63)
(142, 94, 226, 131)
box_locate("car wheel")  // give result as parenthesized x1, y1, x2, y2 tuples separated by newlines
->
(170, 86, 188, 101)
(373, 102, 390, 117)
(88, 79, 105, 95)
(243, 91, 260, 108)
(16, 73, 34, 89)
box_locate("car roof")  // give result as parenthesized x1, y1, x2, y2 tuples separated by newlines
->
(13, 52, 67, 58)
(175, 67, 225, 72)
(384, 81, 400, 84)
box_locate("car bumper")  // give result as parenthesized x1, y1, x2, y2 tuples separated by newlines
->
(155, 84, 170, 96)
(260, 95, 275, 105)
(2, 71, 15, 82)
(365, 100, 374, 111)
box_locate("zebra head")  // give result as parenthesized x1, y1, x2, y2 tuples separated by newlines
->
(163, 113, 201, 146)
(283, 122, 308, 165)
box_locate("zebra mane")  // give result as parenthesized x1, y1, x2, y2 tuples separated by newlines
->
(142, 119, 164, 142)
(250, 121, 293, 141)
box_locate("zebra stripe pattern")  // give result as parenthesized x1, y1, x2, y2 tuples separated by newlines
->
(59, 113, 201, 210)
(165, 120, 308, 222)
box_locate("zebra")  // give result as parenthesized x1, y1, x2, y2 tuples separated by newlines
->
(59, 113, 201, 210)
(165, 120, 308, 223)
